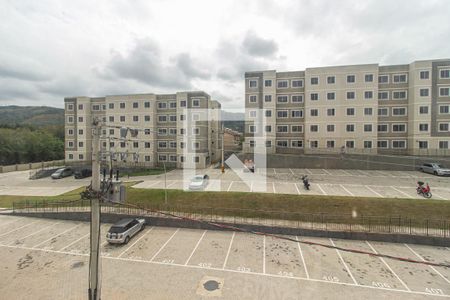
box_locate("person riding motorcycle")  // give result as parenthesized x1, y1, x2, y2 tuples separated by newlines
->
(416, 181, 432, 198)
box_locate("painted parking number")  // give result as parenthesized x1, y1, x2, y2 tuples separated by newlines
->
(198, 263, 212, 268)
(278, 271, 293, 277)
(426, 288, 444, 295)
(162, 259, 174, 264)
(237, 266, 251, 272)
(322, 276, 339, 282)
(372, 282, 390, 288)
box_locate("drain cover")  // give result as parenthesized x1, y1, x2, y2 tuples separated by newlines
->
(203, 280, 220, 291)
(197, 276, 224, 297)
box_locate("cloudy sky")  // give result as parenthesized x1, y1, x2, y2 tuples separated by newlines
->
(1, 0, 449, 111)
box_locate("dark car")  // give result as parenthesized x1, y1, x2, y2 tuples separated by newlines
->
(74, 169, 92, 179)
(51, 167, 73, 179)
(106, 218, 145, 244)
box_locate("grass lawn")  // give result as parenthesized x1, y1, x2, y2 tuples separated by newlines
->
(122, 168, 174, 177)
(3, 184, 449, 223)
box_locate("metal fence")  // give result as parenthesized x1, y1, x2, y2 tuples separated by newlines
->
(11, 199, 450, 238)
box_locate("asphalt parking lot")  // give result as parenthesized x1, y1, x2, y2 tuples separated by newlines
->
(134, 168, 450, 200)
(1, 215, 449, 299)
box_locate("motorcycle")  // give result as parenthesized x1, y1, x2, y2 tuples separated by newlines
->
(301, 175, 310, 190)
(416, 181, 432, 198)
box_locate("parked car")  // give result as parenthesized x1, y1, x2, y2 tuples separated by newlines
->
(51, 167, 73, 179)
(106, 218, 145, 244)
(74, 169, 92, 179)
(188, 174, 209, 190)
(419, 163, 450, 176)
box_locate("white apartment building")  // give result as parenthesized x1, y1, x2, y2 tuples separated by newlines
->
(64, 92, 222, 169)
(244, 59, 450, 156)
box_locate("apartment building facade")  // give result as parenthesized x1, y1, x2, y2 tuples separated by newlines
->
(64, 91, 222, 169)
(244, 59, 450, 156)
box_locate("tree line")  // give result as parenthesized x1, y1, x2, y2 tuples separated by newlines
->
(0, 124, 64, 165)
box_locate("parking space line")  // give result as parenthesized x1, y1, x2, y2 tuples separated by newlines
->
(222, 232, 235, 269)
(227, 181, 234, 192)
(148, 181, 161, 187)
(316, 184, 327, 195)
(0, 218, 22, 228)
(263, 235, 266, 274)
(329, 238, 358, 285)
(340, 185, 354, 196)
(365, 241, 410, 291)
(365, 185, 384, 198)
(273, 168, 277, 174)
(289, 168, 295, 175)
(390, 187, 413, 198)
(60, 233, 89, 251)
(272, 182, 276, 194)
(404, 244, 450, 284)
(166, 181, 177, 188)
(296, 236, 309, 279)
(322, 169, 332, 175)
(118, 227, 154, 258)
(7, 221, 61, 245)
(341, 170, 352, 176)
(294, 183, 301, 195)
(32, 224, 81, 248)
(433, 193, 447, 200)
(150, 228, 180, 262)
(0, 219, 41, 238)
(185, 230, 207, 266)
(1, 242, 449, 298)
(250, 181, 254, 192)
(305, 169, 313, 175)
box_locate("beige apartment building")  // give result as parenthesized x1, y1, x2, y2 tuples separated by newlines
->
(64, 91, 222, 169)
(244, 59, 450, 156)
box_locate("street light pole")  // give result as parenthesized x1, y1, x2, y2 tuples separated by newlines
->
(221, 123, 225, 174)
(163, 161, 167, 206)
(89, 119, 102, 300)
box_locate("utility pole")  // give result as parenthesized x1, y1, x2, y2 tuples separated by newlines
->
(163, 161, 167, 206)
(89, 118, 102, 300)
(221, 123, 225, 174)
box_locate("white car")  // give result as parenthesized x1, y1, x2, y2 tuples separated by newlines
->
(106, 218, 145, 244)
(419, 163, 450, 176)
(188, 175, 209, 190)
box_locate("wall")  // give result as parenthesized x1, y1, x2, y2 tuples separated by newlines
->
(0, 160, 65, 173)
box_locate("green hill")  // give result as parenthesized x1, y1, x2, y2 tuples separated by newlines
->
(0, 105, 64, 127)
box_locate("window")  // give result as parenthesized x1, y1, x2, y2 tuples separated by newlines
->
(79, 154, 84, 160)
(169, 102, 176, 108)
(439, 123, 449, 132)
(78, 104, 83, 110)
(265, 125, 272, 132)
(169, 128, 177, 135)
(68, 141, 74, 148)
(249, 80, 258, 88)
(393, 91, 407, 99)
(249, 140, 255, 148)
(180, 142, 185, 149)
(78, 116, 83, 122)
(364, 91, 373, 99)
(68, 129, 74, 135)
(419, 123, 429, 132)
(327, 124, 335, 132)
(133, 115, 139, 122)
(420, 71, 429, 79)
(378, 108, 388, 116)
(365, 74, 373, 82)
(439, 141, 449, 149)
(120, 142, 126, 148)
(419, 106, 429, 114)
(158, 141, 167, 149)
(145, 142, 151, 148)
(346, 108, 355, 116)
(159, 154, 167, 162)
(364, 141, 372, 148)
(144, 101, 150, 108)
(169, 141, 177, 148)
(145, 156, 151, 162)
(326, 140, 335, 148)
(120, 102, 125, 109)
(327, 108, 335, 116)
(68, 154, 73, 159)
(392, 107, 407, 116)
(277, 110, 288, 118)
(249, 110, 257, 118)
(310, 125, 319, 132)
(392, 124, 406, 132)
(327, 76, 335, 84)
(192, 127, 200, 135)
(440, 87, 450, 97)
(264, 80, 272, 87)
(92, 105, 100, 111)
(158, 102, 167, 109)
(277, 140, 288, 148)
(291, 110, 303, 118)
(292, 80, 303, 87)
(133, 142, 139, 148)
(144, 129, 151, 135)
(420, 88, 429, 97)
(249, 125, 256, 133)
(364, 108, 373, 116)
(158, 115, 167, 122)
(310, 93, 319, 101)
(108, 129, 114, 135)
(311, 77, 319, 85)
(265, 110, 272, 117)
(378, 91, 389, 100)
(192, 99, 200, 107)
(108, 103, 114, 109)
(78, 129, 83, 135)
(378, 75, 389, 83)
(440, 105, 449, 114)
(346, 91, 355, 100)
(277, 95, 288, 103)
(264, 95, 272, 102)
(347, 75, 355, 83)
(291, 140, 303, 148)
(132, 102, 139, 108)
(310, 109, 319, 117)
(393, 74, 407, 83)
(364, 124, 373, 132)
(346, 124, 355, 132)
(418, 141, 428, 149)
(346, 141, 355, 148)
(108, 116, 114, 122)
(440, 69, 450, 78)
(291, 95, 303, 103)
(144, 115, 150, 122)
(310, 141, 318, 148)
(180, 100, 186, 107)
(249, 95, 257, 102)
(291, 125, 303, 133)
(277, 125, 288, 133)
(78, 141, 84, 147)
(67, 104, 74, 110)
(327, 92, 335, 100)
(169, 115, 177, 122)
(67, 116, 74, 123)
(378, 140, 388, 148)
(180, 114, 186, 121)
(158, 128, 167, 136)
(377, 124, 388, 132)
(277, 80, 288, 88)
